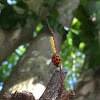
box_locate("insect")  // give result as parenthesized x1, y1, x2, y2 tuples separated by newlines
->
(52, 53, 61, 67)
(50, 36, 61, 67)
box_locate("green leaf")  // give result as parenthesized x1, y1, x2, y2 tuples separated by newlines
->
(89, 53, 100, 69)
(31, 11, 38, 20)
(18, 14, 27, 27)
(72, 20, 81, 30)
(86, 1, 96, 14)
(96, 11, 100, 29)
(44, 0, 56, 7)
(96, 1, 100, 11)
(0, 0, 8, 5)
(84, 40, 99, 55)
(0, 5, 4, 10)
(46, 16, 59, 30)
(58, 25, 67, 35)
(16, 0, 28, 10)
(0, 5, 18, 30)
(73, 5, 88, 23)
(56, 0, 62, 2)
(51, 8, 59, 19)
(80, 0, 88, 7)
(72, 33, 81, 48)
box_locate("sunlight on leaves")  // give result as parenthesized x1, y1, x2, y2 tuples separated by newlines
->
(33, 23, 43, 37)
(61, 18, 85, 89)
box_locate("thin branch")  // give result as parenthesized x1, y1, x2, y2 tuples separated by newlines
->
(59, 65, 64, 95)
(45, 18, 54, 37)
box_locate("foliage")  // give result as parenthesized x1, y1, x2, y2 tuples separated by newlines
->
(0, 0, 35, 30)
(61, 18, 85, 89)
(73, 0, 100, 68)
(44, 0, 61, 8)
(61, 0, 100, 88)
(33, 23, 43, 37)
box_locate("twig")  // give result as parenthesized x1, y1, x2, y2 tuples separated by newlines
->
(59, 65, 64, 94)
(45, 18, 54, 37)
(45, 18, 58, 54)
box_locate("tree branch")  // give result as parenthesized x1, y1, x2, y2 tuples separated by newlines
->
(3, 70, 75, 100)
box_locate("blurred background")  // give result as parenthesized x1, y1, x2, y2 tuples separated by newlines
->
(0, 0, 100, 100)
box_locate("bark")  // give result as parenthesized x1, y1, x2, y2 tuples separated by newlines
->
(2, 70, 75, 100)
(0, 0, 79, 64)
(74, 67, 100, 100)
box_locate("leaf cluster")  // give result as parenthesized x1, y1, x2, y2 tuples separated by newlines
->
(0, 0, 37, 30)
(73, 0, 100, 69)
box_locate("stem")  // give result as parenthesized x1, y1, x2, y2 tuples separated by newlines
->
(60, 65, 64, 93)
(45, 18, 54, 37)
(45, 18, 57, 54)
